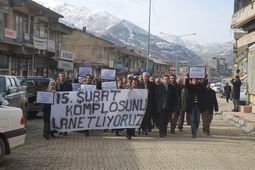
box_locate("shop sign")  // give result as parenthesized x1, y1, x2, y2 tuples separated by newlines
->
(61, 50, 74, 61)
(33, 36, 47, 50)
(57, 60, 74, 71)
(4, 28, 16, 39)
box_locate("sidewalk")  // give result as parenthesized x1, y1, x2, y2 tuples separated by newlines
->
(221, 110, 255, 135)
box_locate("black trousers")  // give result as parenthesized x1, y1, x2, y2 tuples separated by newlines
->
(159, 109, 169, 135)
(141, 110, 152, 132)
(43, 104, 51, 135)
(127, 128, 135, 136)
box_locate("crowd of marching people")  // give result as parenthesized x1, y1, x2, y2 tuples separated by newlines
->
(43, 71, 221, 140)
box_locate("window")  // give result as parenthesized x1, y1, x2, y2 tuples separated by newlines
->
(0, 55, 8, 69)
(6, 78, 11, 88)
(34, 19, 48, 38)
(10, 78, 16, 87)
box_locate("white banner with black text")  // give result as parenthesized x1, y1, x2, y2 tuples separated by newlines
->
(51, 89, 148, 132)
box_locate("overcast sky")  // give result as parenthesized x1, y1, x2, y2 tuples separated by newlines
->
(61, 0, 234, 43)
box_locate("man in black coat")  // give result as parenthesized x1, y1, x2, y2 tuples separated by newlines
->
(169, 74, 179, 134)
(140, 72, 155, 135)
(230, 75, 242, 112)
(154, 75, 177, 137)
(185, 74, 208, 138)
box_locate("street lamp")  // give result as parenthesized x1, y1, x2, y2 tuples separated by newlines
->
(160, 32, 196, 74)
(146, 0, 152, 72)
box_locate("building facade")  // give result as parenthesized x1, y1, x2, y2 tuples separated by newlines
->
(0, 0, 72, 77)
(232, 0, 255, 104)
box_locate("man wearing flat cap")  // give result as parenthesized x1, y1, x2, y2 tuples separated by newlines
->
(140, 72, 156, 135)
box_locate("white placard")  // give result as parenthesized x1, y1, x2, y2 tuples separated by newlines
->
(80, 84, 97, 91)
(189, 66, 206, 78)
(36, 92, 54, 104)
(72, 83, 81, 91)
(51, 89, 148, 132)
(101, 69, 116, 80)
(78, 77, 85, 84)
(101, 81, 117, 91)
(79, 67, 93, 77)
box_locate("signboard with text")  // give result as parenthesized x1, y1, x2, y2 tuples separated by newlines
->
(50, 89, 148, 132)
(101, 69, 116, 80)
(189, 66, 206, 78)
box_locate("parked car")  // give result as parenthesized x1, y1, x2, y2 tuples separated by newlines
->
(20, 77, 53, 117)
(0, 75, 28, 117)
(0, 98, 26, 164)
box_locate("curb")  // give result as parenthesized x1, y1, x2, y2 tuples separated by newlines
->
(221, 111, 255, 135)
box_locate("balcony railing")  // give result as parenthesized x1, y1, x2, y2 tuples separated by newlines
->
(232, 2, 255, 28)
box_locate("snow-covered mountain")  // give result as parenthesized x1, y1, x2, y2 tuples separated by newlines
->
(35, 0, 121, 34)
(181, 40, 234, 67)
(100, 20, 202, 64)
(35, 0, 233, 66)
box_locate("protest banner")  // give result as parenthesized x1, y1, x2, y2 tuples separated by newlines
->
(72, 83, 81, 91)
(101, 81, 117, 91)
(189, 66, 206, 78)
(79, 67, 93, 77)
(50, 89, 148, 132)
(36, 91, 54, 104)
(80, 84, 97, 91)
(101, 69, 116, 80)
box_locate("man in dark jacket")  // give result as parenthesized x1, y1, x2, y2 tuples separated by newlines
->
(169, 74, 179, 134)
(185, 74, 208, 138)
(203, 84, 219, 135)
(140, 72, 155, 135)
(231, 75, 242, 112)
(154, 75, 177, 137)
(224, 83, 232, 103)
(56, 73, 72, 92)
(56, 72, 72, 136)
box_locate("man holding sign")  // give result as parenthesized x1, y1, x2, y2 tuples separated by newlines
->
(185, 72, 208, 138)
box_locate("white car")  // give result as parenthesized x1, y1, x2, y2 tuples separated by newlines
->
(0, 104, 26, 163)
(210, 83, 223, 93)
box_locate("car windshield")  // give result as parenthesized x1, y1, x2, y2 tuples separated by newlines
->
(0, 77, 6, 93)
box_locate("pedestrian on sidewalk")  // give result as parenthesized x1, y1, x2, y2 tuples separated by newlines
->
(224, 83, 232, 103)
(185, 74, 208, 138)
(231, 75, 242, 112)
(43, 80, 56, 140)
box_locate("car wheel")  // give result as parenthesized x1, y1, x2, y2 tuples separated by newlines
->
(0, 138, 6, 164)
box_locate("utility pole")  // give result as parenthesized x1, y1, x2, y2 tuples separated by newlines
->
(160, 32, 196, 75)
(146, 0, 152, 72)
